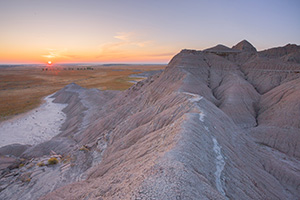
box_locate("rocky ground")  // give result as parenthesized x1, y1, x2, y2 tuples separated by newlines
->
(0, 40, 299, 199)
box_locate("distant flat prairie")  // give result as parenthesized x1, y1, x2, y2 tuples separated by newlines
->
(0, 64, 165, 121)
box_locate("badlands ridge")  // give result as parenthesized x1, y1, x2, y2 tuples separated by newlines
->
(0, 40, 300, 199)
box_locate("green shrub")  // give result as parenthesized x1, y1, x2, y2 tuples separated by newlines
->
(48, 157, 59, 165)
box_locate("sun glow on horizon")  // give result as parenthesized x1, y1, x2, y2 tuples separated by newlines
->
(48, 61, 52, 65)
(1, 1, 299, 64)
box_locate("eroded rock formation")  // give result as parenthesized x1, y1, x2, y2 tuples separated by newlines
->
(1, 40, 300, 199)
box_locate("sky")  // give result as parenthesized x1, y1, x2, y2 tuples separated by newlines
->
(0, 0, 299, 64)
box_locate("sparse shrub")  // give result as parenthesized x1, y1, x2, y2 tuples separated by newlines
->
(48, 157, 59, 165)
(24, 178, 31, 183)
(19, 172, 32, 183)
(79, 145, 89, 152)
(37, 162, 45, 167)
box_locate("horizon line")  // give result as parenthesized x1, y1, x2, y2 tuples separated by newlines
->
(0, 62, 168, 66)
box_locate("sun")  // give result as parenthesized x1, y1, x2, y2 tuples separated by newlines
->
(48, 61, 52, 65)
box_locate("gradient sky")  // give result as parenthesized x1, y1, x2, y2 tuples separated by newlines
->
(0, 0, 299, 64)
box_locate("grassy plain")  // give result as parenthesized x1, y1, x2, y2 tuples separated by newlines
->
(0, 64, 165, 121)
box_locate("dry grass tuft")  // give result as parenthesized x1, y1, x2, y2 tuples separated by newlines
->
(37, 162, 45, 167)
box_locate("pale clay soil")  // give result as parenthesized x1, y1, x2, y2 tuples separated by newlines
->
(0, 94, 67, 147)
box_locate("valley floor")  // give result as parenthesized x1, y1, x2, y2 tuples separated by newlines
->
(0, 64, 165, 121)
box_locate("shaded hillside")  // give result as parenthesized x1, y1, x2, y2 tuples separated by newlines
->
(1, 40, 300, 200)
(259, 44, 300, 63)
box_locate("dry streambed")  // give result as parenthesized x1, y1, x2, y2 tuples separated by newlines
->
(0, 94, 67, 147)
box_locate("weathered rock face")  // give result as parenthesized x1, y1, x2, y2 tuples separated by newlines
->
(259, 44, 300, 62)
(1, 40, 300, 200)
(232, 39, 257, 52)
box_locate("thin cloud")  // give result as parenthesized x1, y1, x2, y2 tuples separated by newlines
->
(42, 49, 58, 58)
(42, 49, 77, 59)
(114, 32, 133, 41)
(64, 54, 81, 59)
(135, 41, 153, 47)
(98, 32, 153, 58)
(114, 32, 153, 46)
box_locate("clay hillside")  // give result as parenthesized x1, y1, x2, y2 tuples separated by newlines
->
(1, 40, 300, 200)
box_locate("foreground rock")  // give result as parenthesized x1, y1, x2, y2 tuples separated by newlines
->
(1, 40, 299, 200)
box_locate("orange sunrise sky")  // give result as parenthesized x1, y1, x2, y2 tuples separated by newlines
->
(0, 0, 299, 64)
